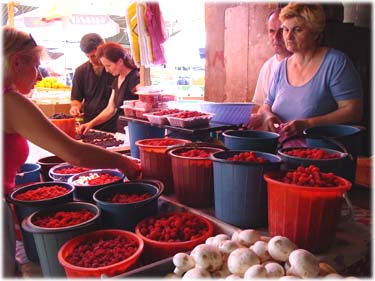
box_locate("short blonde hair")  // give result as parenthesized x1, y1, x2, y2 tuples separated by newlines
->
(280, 3, 326, 34)
(3, 26, 44, 77)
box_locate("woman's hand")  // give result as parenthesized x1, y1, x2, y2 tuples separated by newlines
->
(77, 122, 93, 135)
(121, 156, 142, 180)
(264, 114, 283, 132)
(279, 119, 309, 138)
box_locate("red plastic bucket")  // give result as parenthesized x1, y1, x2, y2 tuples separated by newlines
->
(264, 171, 351, 253)
(168, 146, 224, 207)
(135, 138, 191, 194)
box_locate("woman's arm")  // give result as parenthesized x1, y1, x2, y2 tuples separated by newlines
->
(4, 93, 141, 179)
(78, 91, 117, 134)
(258, 104, 283, 132)
(280, 98, 363, 137)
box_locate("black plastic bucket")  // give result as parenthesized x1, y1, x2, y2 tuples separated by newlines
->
(223, 130, 280, 154)
(37, 155, 65, 181)
(9, 181, 74, 262)
(21, 202, 101, 277)
(210, 150, 282, 228)
(93, 180, 164, 231)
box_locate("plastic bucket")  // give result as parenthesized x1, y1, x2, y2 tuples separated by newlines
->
(264, 171, 352, 253)
(37, 155, 65, 181)
(128, 121, 165, 158)
(210, 151, 282, 228)
(93, 180, 164, 231)
(21, 202, 101, 277)
(135, 138, 191, 194)
(9, 181, 74, 262)
(135, 212, 214, 264)
(68, 169, 125, 202)
(50, 118, 76, 138)
(15, 163, 41, 186)
(49, 162, 92, 182)
(58, 229, 144, 278)
(223, 130, 280, 153)
(168, 146, 224, 207)
(277, 147, 353, 182)
(303, 125, 362, 183)
(199, 102, 255, 125)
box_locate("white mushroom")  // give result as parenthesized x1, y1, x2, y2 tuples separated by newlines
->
(324, 273, 343, 278)
(250, 240, 271, 262)
(225, 274, 242, 279)
(243, 264, 267, 279)
(265, 262, 285, 278)
(182, 267, 211, 279)
(279, 276, 301, 279)
(227, 248, 260, 277)
(212, 233, 230, 247)
(190, 244, 223, 272)
(287, 249, 320, 278)
(172, 253, 195, 272)
(237, 229, 261, 247)
(219, 240, 241, 260)
(231, 230, 241, 243)
(267, 236, 297, 262)
(173, 266, 185, 277)
(211, 262, 231, 278)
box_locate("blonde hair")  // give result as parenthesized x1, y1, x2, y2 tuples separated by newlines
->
(3, 26, 44, 78)
(280, 3, 326, 34)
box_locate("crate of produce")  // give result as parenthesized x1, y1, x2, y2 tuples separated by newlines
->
(120, 105, 136, 117)
(143, 109, 182, 125)
(199, 102, 255, 125)
(166, 111, 213, 128)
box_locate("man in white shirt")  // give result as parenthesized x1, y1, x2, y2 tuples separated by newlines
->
(250, 8, 291, 128)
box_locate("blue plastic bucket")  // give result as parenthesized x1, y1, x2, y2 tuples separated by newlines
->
(210, 150, 282, 228)
(128, 121, 165, 158)
(93, 180, 164, 231)
(303, 125, 362, 183)
(15, 163, 41, 185)
(21, 202, 101, 277)
(223, 130, 280, 153)
(9, 181, 75, 262)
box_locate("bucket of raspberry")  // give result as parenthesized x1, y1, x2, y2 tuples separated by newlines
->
(135, 211, 214, 264)
(93, 179, 164, 231)
(9, 181, 75, 262)
(21, 202, 101, 277)
(210, 150, 282, 229)
(264, 165, 352, 254)
(167, 143, 227, 207)
(68, 169, 125, 202)
(49, 162, 92, 182)
(58, 229, 144, 278)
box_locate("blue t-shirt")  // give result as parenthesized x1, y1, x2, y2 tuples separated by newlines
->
(265, 48, 362, 122)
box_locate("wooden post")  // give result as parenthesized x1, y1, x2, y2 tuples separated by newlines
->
(140, 66, 151, 86)
(7, 1, 15, 27)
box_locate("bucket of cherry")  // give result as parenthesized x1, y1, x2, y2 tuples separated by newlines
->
(277, 146, 353, 183)
(21, 202, 101, 277)
(49, 162, 92, 182)
(68, 169, 125, 202)
(264, 164, 352, 254)
(9, 181, 75, 263)
(58, 229, 144, 278)
(135, 211, 214, 264)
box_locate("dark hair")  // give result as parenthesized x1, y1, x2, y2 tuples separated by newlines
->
(80, 33, 104, 53)
(96, 42, 137, 70)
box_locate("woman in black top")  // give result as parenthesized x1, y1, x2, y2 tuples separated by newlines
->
(77, 42, 140, 135)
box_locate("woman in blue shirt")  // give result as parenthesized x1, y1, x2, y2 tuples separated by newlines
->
(259, 3, 363, 139)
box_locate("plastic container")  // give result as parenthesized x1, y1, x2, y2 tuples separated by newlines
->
(15, 163, 41, 186)
(128, 120, 165, 158)
(37, 155, 65, 181)
(168, 145, 224, 207)
(135, 138, 191, 193)
(277, 146, 353, 182)
(68, 169, 125, 202)
(210, 150, 282, 228)
(21, 202, 101, 277)
(120, 105, 136, 117)
(135, 212, 214, 264)
(93, 180, 164, 231)
(303, 125, 362, 183)
(58, 229, 144, 278)
(50, 117, 76, 138)
(9, 181, 75, 262)
(200, 102, 255, 125)
(264, 171, 352, 253)
(223, 130, 280, 154)
(166, 112, 213, 128)
(49, 162, 92, 182)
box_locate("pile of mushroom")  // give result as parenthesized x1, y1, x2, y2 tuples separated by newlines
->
(165, 229, 357, 279)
